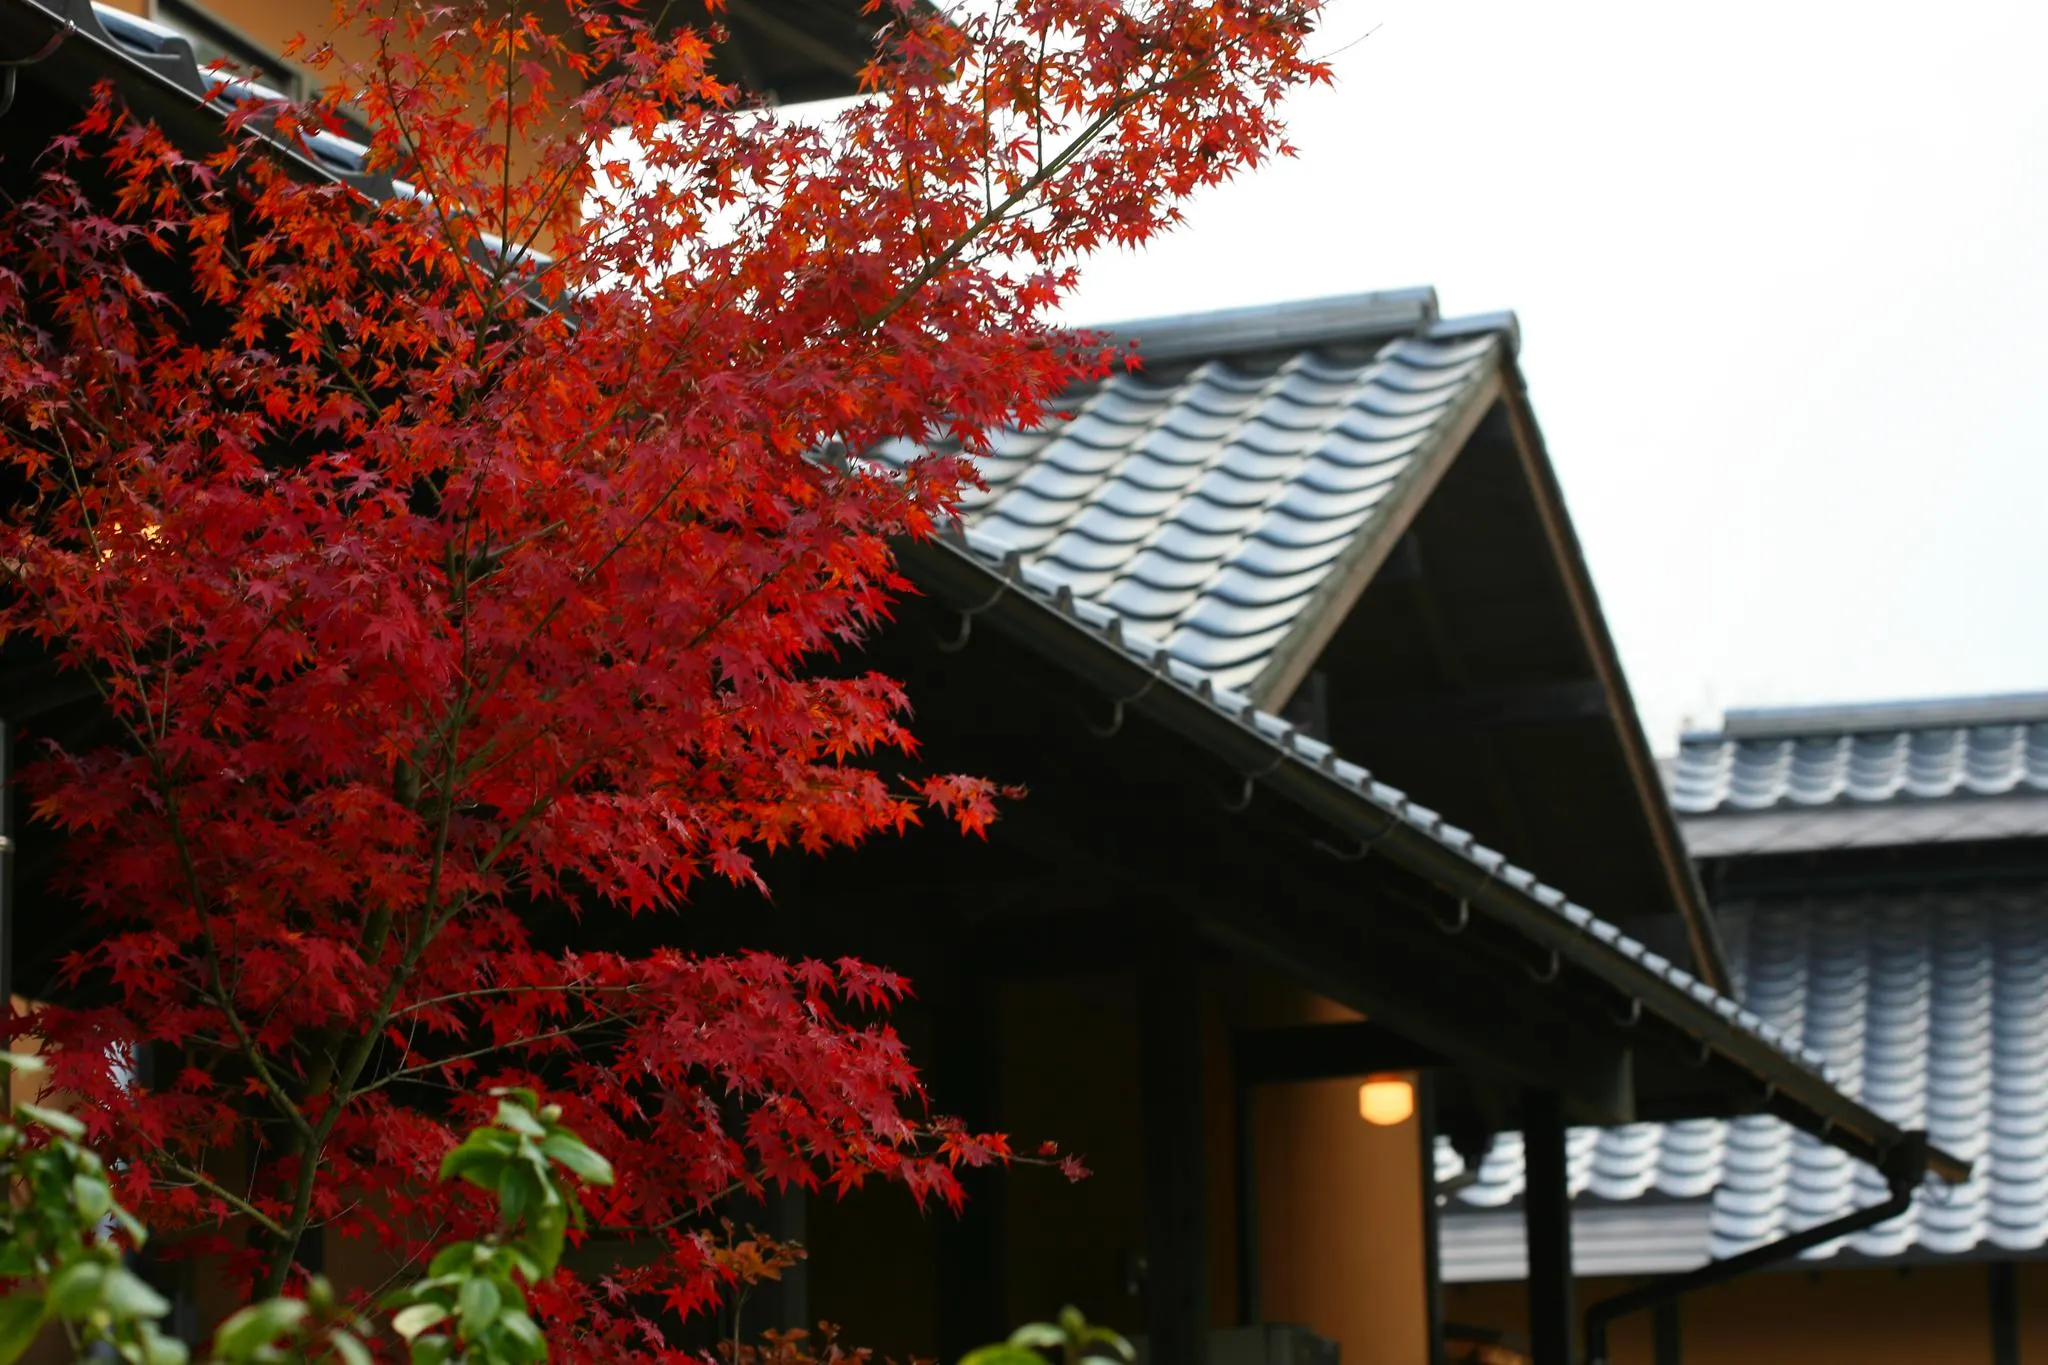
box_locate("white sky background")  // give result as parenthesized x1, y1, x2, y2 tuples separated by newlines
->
(1051, 0, 2048, 753)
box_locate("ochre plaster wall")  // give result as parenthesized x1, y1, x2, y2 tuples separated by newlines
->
(1447, 1263, 1999, 1365)
(1252, 1076, 1428, 1365)
(1237, 983, 1429, 1365)
(2023, 1261, 2048, 1363)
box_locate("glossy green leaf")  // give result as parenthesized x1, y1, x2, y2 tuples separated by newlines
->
(46, 1260, 107, 1318)
(456, 1274, 501, 1339)
(99, 1268, 169, 1321)
(959, 1349, 1050, 1365)
(390, 1303, 449, 1342)
(492, 1100, 547, 1139)
(0, 1296, 45, 1365)
(537, 1133, 613, 1186)
(212, 1297, 308, 1361)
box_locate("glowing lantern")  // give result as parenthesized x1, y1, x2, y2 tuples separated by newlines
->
(1358, 1074, 1416, 1126)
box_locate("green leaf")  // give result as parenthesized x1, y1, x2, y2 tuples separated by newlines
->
(504, 1245, 543, 1283)
(522, 1203, 565, 1276)
(212, 1298, 308, 1361)
(17, 1105, 85, 1141)
(426, 1242, 477, 1279)
(495, 1310, 545, 1365)
(71, 1173, 113, 1223)
(1006, 1324, 1064, 1350)
(99, 1268, 170, 1321)
(439, 1130, 515, 1187)
(538, 1133, 614, 1186)
(492, 1100, 547, 1139)
(0, 1296, 45, 1365)
(391, 1304, 448, 1342)
(329, 1328, 373, 1365)
(455, 1275, 501, 1340)
(408, 1335, 453, 1365)
(1081, 1327, 1135, 1362)
(140, 1325, 190, 1365)
(959, 1349, 1050, 1365)
(497, 1164, 534, 1227)
(46, 1260, 107, 1318)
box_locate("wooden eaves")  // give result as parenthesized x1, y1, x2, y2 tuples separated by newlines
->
(899, 521, 1973, 1188)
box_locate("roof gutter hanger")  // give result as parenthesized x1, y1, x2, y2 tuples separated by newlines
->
(900, 533, 1974, 1188)
(1583, 1133, 1931, 1365)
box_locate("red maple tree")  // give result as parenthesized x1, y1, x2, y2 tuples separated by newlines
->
(0, 0, 1326, 1354)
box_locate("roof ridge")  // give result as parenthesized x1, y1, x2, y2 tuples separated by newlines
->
(1697, 691, 2048, 742)
(1083, 288, 1435, 365)
(1076, 290, 1522, 367)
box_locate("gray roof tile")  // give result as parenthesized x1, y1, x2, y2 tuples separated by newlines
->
(1439, 887, 2048, 1267)
(879, 312, 1503, 697)
(1673, 694, 2048, 854)
(1674, 702, 2048, 816)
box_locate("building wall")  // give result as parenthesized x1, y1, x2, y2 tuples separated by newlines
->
(1446, 1262, 2012, 1365)
(2024, 1261, 2048, 1362)
(1252, 1076, 1429, 1365)
(1235, 982, 1431, 1365)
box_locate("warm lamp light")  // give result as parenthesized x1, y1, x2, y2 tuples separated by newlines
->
(1358, 1074, 1416, 1126)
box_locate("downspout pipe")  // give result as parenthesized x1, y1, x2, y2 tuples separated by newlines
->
(1583, 1132, 1931, 1365)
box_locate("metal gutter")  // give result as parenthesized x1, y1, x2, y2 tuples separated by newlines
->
(901, 526, 1974, 1188)
(1582, 1134, 1931, 1365)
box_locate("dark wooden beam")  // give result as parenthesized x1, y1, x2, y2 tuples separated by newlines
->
(1355, 679, 1610, 731)
(1140, 950, 1208, 1365)
(726, 0, 864, 76)
(1235, 1020, 1448, 1086)
(1522, 1091, 1575, 1365)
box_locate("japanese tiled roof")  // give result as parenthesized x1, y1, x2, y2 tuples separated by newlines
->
(879, 292, 1510, 696)
(1439, 885, 2048, 1276)
(1670, 694, 2048, 856)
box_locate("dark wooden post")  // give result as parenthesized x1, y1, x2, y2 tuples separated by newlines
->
(1522, 1091, 1575, 1365)
(1141, 956, 1208, 1365)
(1418, 1076, 1445, 1365)
(1989, 1262, 2018, 1365)
(1651, 1300, 1681, 1365)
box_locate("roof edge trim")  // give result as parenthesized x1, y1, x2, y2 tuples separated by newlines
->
(1086, 287, 1441, 365)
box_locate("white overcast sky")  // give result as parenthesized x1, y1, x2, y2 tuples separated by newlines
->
(1053, 0, 2048, 752)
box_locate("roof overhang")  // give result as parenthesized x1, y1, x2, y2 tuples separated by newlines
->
(897, 525, 1970, 1186)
